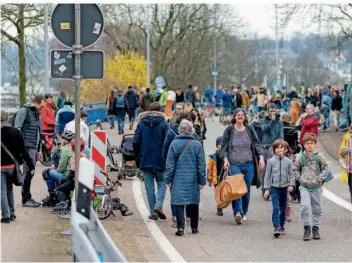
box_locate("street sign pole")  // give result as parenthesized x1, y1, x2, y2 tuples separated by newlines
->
(73, 4, 82, 201)
(44, 4, 49, 94)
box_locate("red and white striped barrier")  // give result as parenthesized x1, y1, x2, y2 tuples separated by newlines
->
(91, 130, 107, 186)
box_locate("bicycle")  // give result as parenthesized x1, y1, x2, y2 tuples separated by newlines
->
(94, 170, 133, 220)
(38, 132, 60, 166)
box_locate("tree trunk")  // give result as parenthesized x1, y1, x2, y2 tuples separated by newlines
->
(18, 10, 26, 106)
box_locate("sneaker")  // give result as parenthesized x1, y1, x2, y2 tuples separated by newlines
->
(274, 227, 281, 238)
(312, 226, 321, 240)
(192, 228, 199, 234)
(242, 215, 248, 221)
(23, 199, 41, 207)
(148, 215, 158, 220)
(175, 228, 184, 236)
(10, 215, 16, 221)
(303, 225, 311, 241)
(216, 208, 223, 216)
(154, 206, 166, 220)
(234, 212, 242, 225)
(279, 226, 285, 236)
(1, 218, 10, 224)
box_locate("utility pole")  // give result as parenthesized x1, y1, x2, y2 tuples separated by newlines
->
(44, 4, 49, 93)
(213, 38, 217, 94)
(275, 4, 280, 88)
(146, 5, 151, 89)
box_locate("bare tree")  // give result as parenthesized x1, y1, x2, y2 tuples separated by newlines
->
(1, 4, 44, 105)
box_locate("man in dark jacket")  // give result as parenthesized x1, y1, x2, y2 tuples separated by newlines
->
(232, 88, 243, 110)
(14, 95, 45, 207)
(140, 88, 154, 112)
(133, 102, 169, 220)
(124, 86, 139, 130)
(112, 90, 130, 134)
(1, 111, 35, 222)
(331, 90, 343, 131)
(185, 85, 196, 106)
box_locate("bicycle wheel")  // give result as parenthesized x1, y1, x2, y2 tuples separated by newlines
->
(94, 198, 113, 220)
(39, 142, 53, 167)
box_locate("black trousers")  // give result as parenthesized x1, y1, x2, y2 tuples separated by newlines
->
(176, 204, 199, 230)
(56, 180, 74, 202)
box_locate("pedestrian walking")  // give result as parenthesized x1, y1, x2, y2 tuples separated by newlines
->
(140, 88, 154, 112)
(1, 111, 35, 223)
(185, 85, 196, 107)
(320, 100, 331, 131)
(290, 98, 301, 125)
(125, 85, 139, 130)
(338, 124, 352, 202)
(14, 95, 46, 207)
(176, 88, 185, 104)
(169, 103, 184, 128)
(207, 136, 224, 216)
(113, 90, 130, 135)
(165, 119, 206, 236)
(221, 108, 265, 224)
(106, 90, 116, 129)
(133, 102, 169, 220)
(264, 139, 295, 238)
(293, 133, 329, 241)
(299, 104, 319, 149)
(221, 89, 232, 124)
(331, 90, 343, 131)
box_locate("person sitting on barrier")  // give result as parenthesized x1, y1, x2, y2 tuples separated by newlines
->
(42, 131, 74, 207)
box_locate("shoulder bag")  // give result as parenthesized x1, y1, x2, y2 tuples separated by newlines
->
(1, 142, 24, 186)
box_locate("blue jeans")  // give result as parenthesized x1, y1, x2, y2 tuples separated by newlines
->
(270, 187, 288, 228)
(1, 169, 15, 219)
(109, 114, 115, 128)
(230, 162, 255, 216)
(116, 115, 125, 133)
(223, 107, 231, 116)
(323, 115, 330, 130)
(143, 169, 167, 216)
(46, 170, 64, 192)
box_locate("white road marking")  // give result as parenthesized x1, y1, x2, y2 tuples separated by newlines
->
(132, 178, 186, 262)
(322, 187, 352, 212)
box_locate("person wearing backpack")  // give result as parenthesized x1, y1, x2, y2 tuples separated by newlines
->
(293, 133, 329, 241)
(112, 90, 130, 135)
(14, 95, 46, 207)
(124, 86, 139, 130)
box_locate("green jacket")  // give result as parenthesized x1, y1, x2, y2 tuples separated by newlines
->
(57, 146, 74, 175)
(159, 91, 168, 107)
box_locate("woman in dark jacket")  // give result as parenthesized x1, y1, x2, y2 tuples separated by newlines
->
(112, 90, 130, 135)
(1, 112, 35, 223)
(165, 120, 206, 236)
(221, 108, 265, 225)
(106, 90, 116, 129)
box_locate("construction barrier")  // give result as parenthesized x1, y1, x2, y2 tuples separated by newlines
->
(91, 130, 107, 186)
(71, 158, 126, 262)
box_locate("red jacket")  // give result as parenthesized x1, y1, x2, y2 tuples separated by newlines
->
(41, 103, 56, 131)
(300, 115, 319, 145)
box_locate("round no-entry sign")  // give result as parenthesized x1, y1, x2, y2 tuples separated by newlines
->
(51, 4, 104, 48)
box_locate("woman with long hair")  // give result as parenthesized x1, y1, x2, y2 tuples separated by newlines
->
(221, 108, 265, 225)
(106, 90, 116, 129)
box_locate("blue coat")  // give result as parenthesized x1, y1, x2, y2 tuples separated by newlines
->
(165, 135, 206, 205)
(222, 93, 232, 108)
(162, 124, 200, 160)
(133, 111, 169, 170)
(260, 117, 284, 145)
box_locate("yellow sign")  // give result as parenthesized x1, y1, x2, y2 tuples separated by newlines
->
(60, 23, 70, 30)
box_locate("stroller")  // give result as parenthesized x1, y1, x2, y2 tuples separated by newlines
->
(117, 134, 143, 181)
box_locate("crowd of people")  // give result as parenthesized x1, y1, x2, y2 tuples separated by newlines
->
(1, 83, 351, 244)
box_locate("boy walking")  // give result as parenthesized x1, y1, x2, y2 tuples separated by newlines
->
(264, 139, 295, 238)
(293, 133, 329, 241)
(207, 136, 224, 216)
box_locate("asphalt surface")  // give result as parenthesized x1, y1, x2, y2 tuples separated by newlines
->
(106, 118, 352, 262)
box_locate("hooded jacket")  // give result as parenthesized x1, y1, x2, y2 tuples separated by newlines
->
(300, 114, 319, 145)
(41, 103, 56, 131)
(133, 111, 169, 170)
(264, 155, 295, 189)
(140, 93, 154, 112)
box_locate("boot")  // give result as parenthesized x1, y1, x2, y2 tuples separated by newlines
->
(286, 206, 292, 222)
(216, 208, 223, 216)
(312, 226, 321, 240)
(303, 225, 311, 241)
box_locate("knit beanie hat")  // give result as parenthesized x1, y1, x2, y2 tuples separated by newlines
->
(216, 136, 223, 147)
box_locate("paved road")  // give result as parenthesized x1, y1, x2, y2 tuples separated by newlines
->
(105, 119, 352, 262)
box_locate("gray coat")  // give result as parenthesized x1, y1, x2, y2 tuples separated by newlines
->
(165, 135, 206, 205)
(264, 155, 295, 189)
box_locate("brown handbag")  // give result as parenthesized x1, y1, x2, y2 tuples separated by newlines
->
(215, 169, 248, 209)
(1, 142, 24, 186)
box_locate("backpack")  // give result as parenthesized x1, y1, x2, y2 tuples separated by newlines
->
(300, 152, 334, 184)
(9, 106, 29, 127)
(115, 96, 125, 109)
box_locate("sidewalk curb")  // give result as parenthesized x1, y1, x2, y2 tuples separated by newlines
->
(318, 134, 338, 162)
